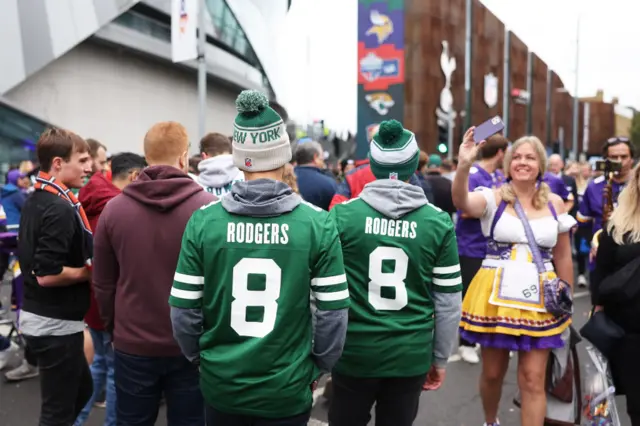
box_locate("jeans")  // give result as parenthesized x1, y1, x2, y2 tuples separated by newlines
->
(205, 406, 310, 426)
(459, 256, 483, 347)
(328, 371, 426, 426)
(114, 350, 204, 426)
(74, 329, 116, 426)
(24, 332, 93, 426)
(0, 335, 10, 351)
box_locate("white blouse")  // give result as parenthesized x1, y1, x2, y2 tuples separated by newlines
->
(476, 187, 576, 248)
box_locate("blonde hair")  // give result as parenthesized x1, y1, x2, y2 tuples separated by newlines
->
(608, 163, 640, 244)
(574, 161, 589, 193)
(283, 163, 299, 193)
(499, 136, 550, 210)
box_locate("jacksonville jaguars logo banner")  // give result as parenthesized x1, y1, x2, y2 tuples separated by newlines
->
(357, 0, 405, 159)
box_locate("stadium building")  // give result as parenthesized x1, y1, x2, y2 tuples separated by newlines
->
(0, 0, 291, 177)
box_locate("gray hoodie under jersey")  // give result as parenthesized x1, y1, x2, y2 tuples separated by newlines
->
(196, 154, 244, 197)
(170, 179, 348, 372)
(360, 180, 463, 368)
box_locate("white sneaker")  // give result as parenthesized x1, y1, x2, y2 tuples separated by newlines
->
(459, 346, 480, 364)
(578, 274, 588, 288)
(0, 341, 19, 370)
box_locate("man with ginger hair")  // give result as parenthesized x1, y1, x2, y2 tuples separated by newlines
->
(93, 121, 213, 425)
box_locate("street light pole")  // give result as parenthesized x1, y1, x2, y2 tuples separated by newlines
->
(571, 14, 580, 160)
(502, 27, 511, 139)
(197, 0, 207, 140)
(464, 0, 473, 131)
(525, 50, 534, 135)
(545, 68, 552, 146)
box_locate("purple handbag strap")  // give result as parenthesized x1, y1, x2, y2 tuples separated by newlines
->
(547, 201, 558, 221)
(513, 199, 546, 274)
(490, 200, 507, 239)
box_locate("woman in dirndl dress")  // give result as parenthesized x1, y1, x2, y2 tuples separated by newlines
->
(452, 130, 575, 426)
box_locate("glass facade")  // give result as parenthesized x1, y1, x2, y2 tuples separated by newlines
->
(114, 10, 171, 41)
(113, 1, 272, 97)
(205, 0, 262, 80)
(0, 102, 41, 182)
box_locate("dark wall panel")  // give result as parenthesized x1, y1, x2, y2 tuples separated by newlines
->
(402, 0, 613, 157)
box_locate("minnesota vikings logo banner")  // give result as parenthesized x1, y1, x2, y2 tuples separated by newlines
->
(357, 0, 405, 159)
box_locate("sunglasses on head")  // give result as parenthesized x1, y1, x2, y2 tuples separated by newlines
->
(606, 136, 630, 145)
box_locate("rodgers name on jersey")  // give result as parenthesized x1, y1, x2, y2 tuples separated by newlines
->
(169, 200, 349, 419)
(364, 217, 417, 239)
(226, 222, 289, 244)
(330, 198, 461, 378)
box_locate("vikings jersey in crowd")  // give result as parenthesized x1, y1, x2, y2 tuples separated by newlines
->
(578, 175, 627, 234)
(543, 172, 571, 202)
(455, 164, 506, 259)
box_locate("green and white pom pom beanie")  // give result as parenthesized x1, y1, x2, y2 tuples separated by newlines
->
(368, 119, 419, 181)
(232, 90, 291, 172)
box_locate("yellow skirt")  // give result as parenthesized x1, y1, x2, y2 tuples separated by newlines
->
(459, 266, 571, 351)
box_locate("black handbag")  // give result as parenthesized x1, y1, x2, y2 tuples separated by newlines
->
(579, 309, 625, 358)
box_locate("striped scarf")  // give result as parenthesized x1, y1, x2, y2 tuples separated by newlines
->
(34, 171, 93, 266)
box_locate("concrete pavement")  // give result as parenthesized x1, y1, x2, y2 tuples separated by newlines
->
(0, 287, 631, 425)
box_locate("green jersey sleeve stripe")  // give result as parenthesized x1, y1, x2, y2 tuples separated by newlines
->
(433, 264, 461, 274)
(174, 272, 204, 285)
(433, 276, 462, 287)
(170, 287, 203, 300)
(312, 289, 349, 302)
(311, 274, 347, 287)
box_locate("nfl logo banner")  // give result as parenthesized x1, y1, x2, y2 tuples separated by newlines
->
(171, 0, 198, 63)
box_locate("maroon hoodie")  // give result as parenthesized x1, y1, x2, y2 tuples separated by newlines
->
(78, 172, 121, 331)
(93, 166, 215, 357)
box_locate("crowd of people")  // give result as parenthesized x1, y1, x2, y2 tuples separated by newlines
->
(0, 86, 638, 426)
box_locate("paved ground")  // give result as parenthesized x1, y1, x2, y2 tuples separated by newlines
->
(0, 284, 630, 426)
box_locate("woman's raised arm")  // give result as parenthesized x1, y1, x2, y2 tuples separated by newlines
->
(452, 127, 489, 218)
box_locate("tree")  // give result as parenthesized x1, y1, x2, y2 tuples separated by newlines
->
(631, 112, 640, 154)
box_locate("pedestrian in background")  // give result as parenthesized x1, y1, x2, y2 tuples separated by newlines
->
(93, 122, 213, 426)
(294, 141, 338, 210)
(75, 152, 147, 426)
(19, 128, 94, 425)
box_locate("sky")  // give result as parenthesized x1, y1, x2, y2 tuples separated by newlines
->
(276, 0, 640, 133)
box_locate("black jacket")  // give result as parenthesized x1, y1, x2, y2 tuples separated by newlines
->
(18, 191, 91, 321)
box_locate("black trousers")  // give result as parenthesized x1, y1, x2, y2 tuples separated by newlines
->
(24, 332, 93, 426)
(328, 371, 426, 426)
(205, 406, 310, 426)
(459, 256, 483, 347)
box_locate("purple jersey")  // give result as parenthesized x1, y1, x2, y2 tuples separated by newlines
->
(543, 172, 571, 201)
(578, 175, 627, 234)
(455, 164, 506, 258)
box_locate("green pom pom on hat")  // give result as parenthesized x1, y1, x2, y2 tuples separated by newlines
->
(232, 90, 291, 172)
(368, 119, 419, 182)
(235, 90, 269, 114)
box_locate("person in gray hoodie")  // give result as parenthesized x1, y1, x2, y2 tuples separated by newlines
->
(196, 132, 244, 196)
(327, 119, 463, 426)
(169, 90, 349, 426)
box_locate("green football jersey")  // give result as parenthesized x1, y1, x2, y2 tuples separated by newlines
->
(169, 199, 349, 418)
(330, 198, 462, 378)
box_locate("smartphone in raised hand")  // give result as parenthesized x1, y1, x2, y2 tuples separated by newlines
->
(473, 116, 505, 143)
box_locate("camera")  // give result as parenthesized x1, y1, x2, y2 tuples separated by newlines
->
(594, 159, 622, 175)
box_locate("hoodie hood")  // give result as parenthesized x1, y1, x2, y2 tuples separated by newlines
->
(123, 165, 205, 212)
(222, 179, 301, 217)
(78, 172, 121, 219)
(360, 179, 428, 219)
(197, 155, 244, 189)
(1, 183, 19, 198)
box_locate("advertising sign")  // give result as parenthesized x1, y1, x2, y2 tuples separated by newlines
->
(356, 0, 405, 159)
